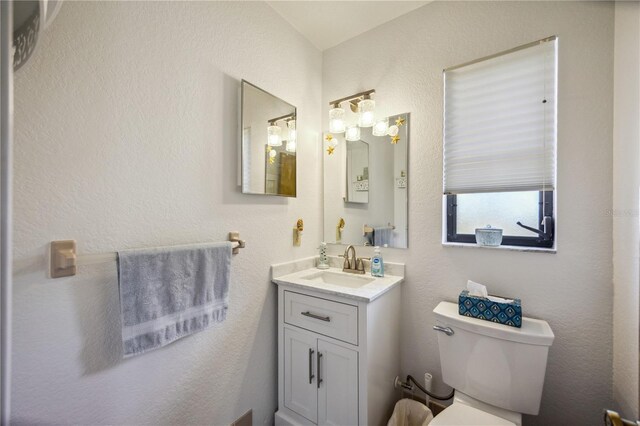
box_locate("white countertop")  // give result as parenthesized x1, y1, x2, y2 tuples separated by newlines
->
(272, 266, 404, 302)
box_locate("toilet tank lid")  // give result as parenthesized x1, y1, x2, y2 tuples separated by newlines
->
(434, 302, 555, 346)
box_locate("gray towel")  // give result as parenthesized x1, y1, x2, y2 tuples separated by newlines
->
(374, 226, 393, 247)
(118, 242, 231, 358)
(364, 231, 374, 246)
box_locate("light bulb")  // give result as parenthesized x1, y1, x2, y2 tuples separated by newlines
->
(267, 125, 282, 146)
(329, 107, 346, 133)
(357, 98, 375, 127)
(285, 139, 296, 153)
(372, 117, 389, 136)
(345, 124, 361, 141)
(269, 149, 277, 158)
(287, 120, 297, 141)
(387, 125, 399, 137)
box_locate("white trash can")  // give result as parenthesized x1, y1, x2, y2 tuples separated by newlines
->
(387, 399, 434, 426)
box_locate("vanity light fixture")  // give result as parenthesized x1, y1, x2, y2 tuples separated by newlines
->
(328, 89, 376, 134)
(286, 120, 297, 152)
(345, 124, 361, 142)
(288, 119, 297, 141)
(267, 113, 295, 147)
(329, 104, 346, 133)
(285, 139, 296, 153)
(372, 117, 389, 136)
(267, 123, 282, 146)
(357, 97, 375, 128)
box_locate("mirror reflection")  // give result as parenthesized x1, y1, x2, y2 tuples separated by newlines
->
(346, 140, 369, 204)
(324, 113, 409, 248)
(241, 80, 297, 197)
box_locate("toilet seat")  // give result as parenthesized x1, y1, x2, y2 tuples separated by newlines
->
(429, 403, 516, 426)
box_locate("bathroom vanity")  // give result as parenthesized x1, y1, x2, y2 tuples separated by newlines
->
(272, 258, 403, 426)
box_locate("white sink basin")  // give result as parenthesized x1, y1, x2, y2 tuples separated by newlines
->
(301, 270, 376, 289)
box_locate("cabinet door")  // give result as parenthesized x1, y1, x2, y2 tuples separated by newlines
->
(317, 339, 359, 426)
(284, 327, 318, 423)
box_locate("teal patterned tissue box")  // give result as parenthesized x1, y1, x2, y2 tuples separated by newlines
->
(458, 290, 522, 328)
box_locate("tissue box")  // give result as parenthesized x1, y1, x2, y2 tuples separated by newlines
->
(458, 290, 522, 328)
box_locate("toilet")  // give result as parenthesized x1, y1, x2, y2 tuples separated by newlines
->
(430, 302, 555, 426)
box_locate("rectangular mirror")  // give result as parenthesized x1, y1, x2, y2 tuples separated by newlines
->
(323, 113, 409, 248)
(241, 80, 297, 197)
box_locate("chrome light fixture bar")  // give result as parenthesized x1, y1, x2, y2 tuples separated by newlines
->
(267, 112, 296, 124)
(329, 89, 376, 112)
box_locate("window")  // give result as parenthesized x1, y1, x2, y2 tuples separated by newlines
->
(443, 37, 557, 249)
(447, 191, 554, 248)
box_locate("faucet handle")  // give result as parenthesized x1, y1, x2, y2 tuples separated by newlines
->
(356, 258, 365, 272)
(343, 257, 351, 270)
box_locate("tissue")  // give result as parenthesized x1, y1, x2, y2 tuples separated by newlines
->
(487, 295, 515, 304)
(466, 280, 488, 298)
(466, 280, 514, 303)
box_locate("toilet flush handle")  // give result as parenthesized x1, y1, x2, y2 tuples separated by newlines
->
(433, 325, 454, 336)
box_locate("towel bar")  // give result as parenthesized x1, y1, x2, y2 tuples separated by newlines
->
(363, 223, 396, 234)
(49, 232, 246, 278)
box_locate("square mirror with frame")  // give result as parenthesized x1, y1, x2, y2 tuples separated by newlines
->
(241, 80, 297, 197)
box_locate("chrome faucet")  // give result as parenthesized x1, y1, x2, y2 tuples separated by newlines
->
(342, 245, 366, 274)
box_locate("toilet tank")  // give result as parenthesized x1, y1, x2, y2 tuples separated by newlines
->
(433, 302, 554, 415)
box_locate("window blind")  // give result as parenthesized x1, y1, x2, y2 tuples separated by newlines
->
(443, 37, 557, 194)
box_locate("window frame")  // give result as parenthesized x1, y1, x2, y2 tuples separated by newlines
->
(446, 191, 554, 248)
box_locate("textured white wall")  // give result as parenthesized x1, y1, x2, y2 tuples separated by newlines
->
(613, 1, 640, 419)
(323, 2, 614, 424)
(12, 2, 321, 424)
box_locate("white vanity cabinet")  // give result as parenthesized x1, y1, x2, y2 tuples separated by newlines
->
(273, 267, 402, 426)
(283, 327, 359, 425)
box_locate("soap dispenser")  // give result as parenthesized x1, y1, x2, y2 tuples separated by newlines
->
(317, 242, 330, 270)
(371, 246, 384, 277)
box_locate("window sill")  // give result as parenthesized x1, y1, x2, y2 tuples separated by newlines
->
(442, 242, 556, 254)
